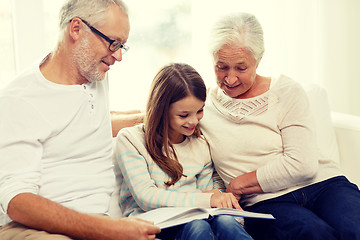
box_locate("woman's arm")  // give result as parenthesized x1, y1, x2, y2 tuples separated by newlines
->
(255, 84, 318, 192)
(226, 171, 263, 201)
(227, 82, 318, 198)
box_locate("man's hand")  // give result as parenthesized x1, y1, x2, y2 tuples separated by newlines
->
(112, 217, 161, 240)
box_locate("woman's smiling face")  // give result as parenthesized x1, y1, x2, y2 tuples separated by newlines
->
(214, 46, 259, 99)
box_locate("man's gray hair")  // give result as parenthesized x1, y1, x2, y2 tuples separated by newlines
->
(209, 12, 265, 63)
(58, 0, 128, 41)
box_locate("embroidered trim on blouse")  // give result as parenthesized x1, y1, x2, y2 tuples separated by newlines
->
(210, 87, 278, 123)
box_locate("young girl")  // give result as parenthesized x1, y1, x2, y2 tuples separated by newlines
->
(113, 63, 253, 240)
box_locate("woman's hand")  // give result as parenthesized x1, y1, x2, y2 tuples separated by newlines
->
(207, 189, 242, 209)
(226, 177, 243, 201)
(226, 171, 263, 201)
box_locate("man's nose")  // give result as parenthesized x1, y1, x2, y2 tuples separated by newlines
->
(111, 49, 122, 62)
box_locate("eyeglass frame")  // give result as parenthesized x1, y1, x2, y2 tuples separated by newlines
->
(71, 18, 129, 54)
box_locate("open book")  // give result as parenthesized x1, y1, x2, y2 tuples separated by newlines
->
(136, 207, 275, 229)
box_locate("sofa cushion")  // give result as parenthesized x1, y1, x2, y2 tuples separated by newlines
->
(331, 112, 360, 185)
(303, 84, 340, 164)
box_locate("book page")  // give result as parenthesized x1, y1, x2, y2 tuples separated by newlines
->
(207, 208, 274, 219)
(135, 207, 274, 229)
(156, 213, 209, 229)
(136, 207, 209, 227)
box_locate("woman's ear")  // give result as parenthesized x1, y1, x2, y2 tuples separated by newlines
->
(255, 57, 262, 69)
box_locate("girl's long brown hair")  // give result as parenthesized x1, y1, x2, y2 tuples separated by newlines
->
(144, 63, 206, 186)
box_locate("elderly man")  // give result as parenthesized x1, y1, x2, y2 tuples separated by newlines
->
(0, 0, 160, 239)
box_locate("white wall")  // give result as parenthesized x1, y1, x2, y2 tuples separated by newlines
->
(318, 0, 360, 116)
(11, 0, 47, 72)
(0, 0, 15, 88)
(6, 0, 360, 116)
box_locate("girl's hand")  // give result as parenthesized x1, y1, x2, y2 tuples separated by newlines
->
(208, 190, 242, 210)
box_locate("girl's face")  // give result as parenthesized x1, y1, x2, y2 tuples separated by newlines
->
(168, 95, 205, 144)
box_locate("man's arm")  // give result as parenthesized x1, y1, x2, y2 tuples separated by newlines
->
(7, 193, 160, 240)
(110, 110, 144, 137)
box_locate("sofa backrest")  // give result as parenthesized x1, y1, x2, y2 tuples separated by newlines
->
(303, 84, 340, 164)
(331, 112, 360, 186)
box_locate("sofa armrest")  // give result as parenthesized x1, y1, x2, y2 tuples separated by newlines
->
(331, 112, 360, 186)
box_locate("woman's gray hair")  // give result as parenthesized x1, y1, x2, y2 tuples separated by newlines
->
(209, 12, 264, 63)
(58, 0, 128, 41)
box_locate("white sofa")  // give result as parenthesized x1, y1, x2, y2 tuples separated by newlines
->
(304, 84, 360, 187)
(331, 112, 360, 186)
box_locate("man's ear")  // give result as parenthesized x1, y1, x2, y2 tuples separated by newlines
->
(69, 17, 83, 41)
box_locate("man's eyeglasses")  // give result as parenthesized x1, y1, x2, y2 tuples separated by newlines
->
(75, 18, 129, 54)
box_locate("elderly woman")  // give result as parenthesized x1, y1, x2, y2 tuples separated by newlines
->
(200, 12, 360, 240)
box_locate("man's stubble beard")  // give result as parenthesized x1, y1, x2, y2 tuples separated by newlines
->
(72, 36, 106, 83)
